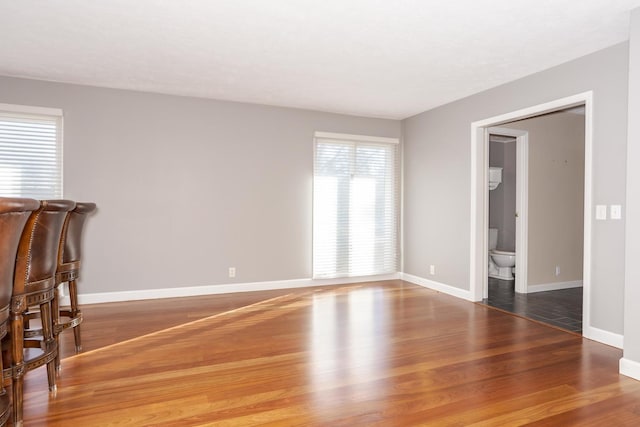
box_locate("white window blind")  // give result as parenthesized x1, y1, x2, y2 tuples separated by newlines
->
(0, 104, 63, 199)
(313, 132, 399, 279)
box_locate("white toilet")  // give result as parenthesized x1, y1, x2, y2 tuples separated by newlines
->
(488, 228, 516, 280)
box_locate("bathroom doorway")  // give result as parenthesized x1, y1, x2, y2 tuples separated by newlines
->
(485, 110, 585, 333)
(469, 92, 592, 337)
(486, 127, 527, 295)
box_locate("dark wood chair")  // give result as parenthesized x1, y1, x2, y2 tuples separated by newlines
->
(0, 197, 40, 427)
(53, 202, 96, 368)
(9, 199, 75, 426)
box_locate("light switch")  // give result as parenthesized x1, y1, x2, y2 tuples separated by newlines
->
(596, 205, 607, 220)
(611, 205, 622, 220)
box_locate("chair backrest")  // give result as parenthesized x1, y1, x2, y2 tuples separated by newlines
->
(0, 197, 40, 320)
(13, 199, 76, 296)
(59, 202, 97, 265)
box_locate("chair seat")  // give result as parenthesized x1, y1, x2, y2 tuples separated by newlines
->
(7, 198, 76, 425)
(52, 201, 96, 361)
(0, 196, 40, 426)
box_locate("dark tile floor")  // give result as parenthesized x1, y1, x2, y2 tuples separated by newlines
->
(481, 277, 583, 333)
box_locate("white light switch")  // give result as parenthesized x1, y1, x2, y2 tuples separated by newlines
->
(611, 205, 622, 220)
(596, 205, 607, 220)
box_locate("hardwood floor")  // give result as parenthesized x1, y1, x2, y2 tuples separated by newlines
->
(19, 281, 640, 425)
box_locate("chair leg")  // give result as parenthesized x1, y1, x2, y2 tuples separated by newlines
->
(12, 376, 24, 427)
(69, 280, 82, 352)
(52, 285, 61, 372)
(11, 305, 25, 427)
(39, 301, 57, 393)
(0, 339, 9, 426)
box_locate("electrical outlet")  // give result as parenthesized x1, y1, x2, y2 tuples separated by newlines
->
(555, 266, 561, 276)
(429, 265, 435, 275)
(228, 267, 236, 278)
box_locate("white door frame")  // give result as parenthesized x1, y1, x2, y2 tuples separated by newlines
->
(486, 127, 529, 296)
(469, 91, 593, 336)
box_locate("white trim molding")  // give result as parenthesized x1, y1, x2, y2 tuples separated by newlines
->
(527, 280, 583, 293)
(63, 273, 401, 305)
(583, 326, 623, 349)
(620, 358, 640, 381)
(470, 91, 595, 341)
(314, 131, 399, 145)
(0, 102, 62, 117)
(401, 273, 474, 301)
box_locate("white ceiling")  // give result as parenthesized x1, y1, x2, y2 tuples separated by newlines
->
(1, 0, 640, 119)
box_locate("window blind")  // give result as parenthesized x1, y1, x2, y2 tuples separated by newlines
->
(0, 105, 63, 199)
(313, 133, 398, 278)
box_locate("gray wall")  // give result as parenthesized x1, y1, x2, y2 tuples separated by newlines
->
(0, 76, 401, 294)
(403, 43, 628, 334)
(624, 9, 640, 365)
(489, 140, 516, 251)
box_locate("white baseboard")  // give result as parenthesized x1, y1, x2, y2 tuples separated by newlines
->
(527, 280, 583, 293)
(400, 273, 474, 301)
(620, 357, 640, 381)
(63, 273, 401, 305)
(401, 274, 625, 349)
(583, 325, 624, 349)
(62, 272, 626, 354)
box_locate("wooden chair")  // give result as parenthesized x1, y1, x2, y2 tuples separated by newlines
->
(53, 202, 96, 369)
(0, 197, 40, 427)
(10, 199, 75, 426)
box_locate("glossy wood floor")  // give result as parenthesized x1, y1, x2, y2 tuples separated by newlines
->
(19, 281, 640, 426)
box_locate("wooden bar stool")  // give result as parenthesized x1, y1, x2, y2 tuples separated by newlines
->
(0, 197, 40, 427)
(53, 202, 96, 369)
(10, 199, 75, 426)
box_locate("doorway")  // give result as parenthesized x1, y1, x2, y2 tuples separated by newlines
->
(469, 92, 593, 337)
(485, 127, 528, 296)
(484, 114, 584, 332)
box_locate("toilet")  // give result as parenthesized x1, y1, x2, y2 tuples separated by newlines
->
(488, 228, 516, 280)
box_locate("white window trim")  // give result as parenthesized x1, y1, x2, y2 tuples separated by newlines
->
(0, 102, 64, 199)
(0, 102, 62, 117)
(314, 131, 399, 145)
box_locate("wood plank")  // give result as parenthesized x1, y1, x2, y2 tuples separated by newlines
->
(19, 281, 640, 425)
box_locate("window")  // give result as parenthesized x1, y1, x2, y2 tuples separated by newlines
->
(313, 132, 399, 278)
(0, 103, 63, 199)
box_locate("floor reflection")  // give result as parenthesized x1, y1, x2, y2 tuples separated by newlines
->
(310, 286, 390, 408)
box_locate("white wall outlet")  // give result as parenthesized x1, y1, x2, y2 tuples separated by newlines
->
(429, 265, 435, 275)
(228, 267, 236, 278)
(596, 205, 607, 220)
(555, 265, 561, 276)
(611, 205, 622, 220)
